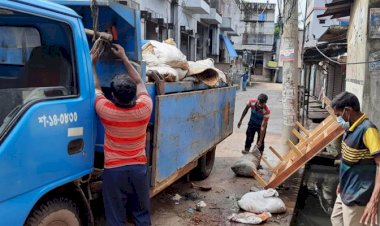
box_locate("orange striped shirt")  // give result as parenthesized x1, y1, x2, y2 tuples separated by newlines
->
(95, 92, 153, 168)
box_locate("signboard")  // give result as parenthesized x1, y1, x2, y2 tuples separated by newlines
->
(280, 49, 295, 62)
(370, 8, 380, 38)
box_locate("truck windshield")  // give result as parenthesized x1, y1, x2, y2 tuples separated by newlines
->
(0, 8, 77, 139)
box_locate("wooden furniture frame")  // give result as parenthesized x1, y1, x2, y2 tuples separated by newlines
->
(253, 98, 345, 189)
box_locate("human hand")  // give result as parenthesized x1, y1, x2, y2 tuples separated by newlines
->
(90, 51, 99, 65)
(238, 121, 242, 128)
(111, 44, 127, 60)
(360, 200, 378, 226)
(336, 184, 340, 195)
(257, 141, 262, 149)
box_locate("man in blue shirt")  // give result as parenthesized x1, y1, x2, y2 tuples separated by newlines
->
(237, 94, 270, 163)
(241, 69, 249, 91)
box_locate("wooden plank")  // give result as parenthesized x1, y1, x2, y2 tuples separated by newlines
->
(273, 160, 289, 175)
(287, 140, 303, 155)
(296, 121, 310, 136)
(307, 117, 336, 144)
(308, 115, 334, 137)
(265, 125, 344, 189)
(292, 128, 306, 142)
(252, 170, 268, 187)
(269, 146, 284, 161)
(323, 96, 336, 116)
(261, 157, 274, 170)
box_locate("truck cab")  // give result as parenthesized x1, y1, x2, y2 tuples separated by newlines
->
(0, 1, 236, 225)
(0, 1, 95, 225)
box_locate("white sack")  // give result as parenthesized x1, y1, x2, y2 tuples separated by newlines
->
(142, 40, 188, 70)
(142, 53, 160, 67)
(174, 68, 188, 81)
(238, 189, 287, 214)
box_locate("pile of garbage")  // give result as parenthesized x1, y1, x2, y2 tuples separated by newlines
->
(142, 39, 226, 86)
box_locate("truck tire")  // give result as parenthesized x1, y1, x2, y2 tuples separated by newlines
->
(190, 147, 216, 180)
(25, 197, 81, 226)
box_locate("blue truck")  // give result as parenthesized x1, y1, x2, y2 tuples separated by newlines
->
(0, 0, 236, 225)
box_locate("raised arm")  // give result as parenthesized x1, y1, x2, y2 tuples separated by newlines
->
(238, 104, 250, 128)
(91, 52, 102, 92)
(111, 44, 147, 96)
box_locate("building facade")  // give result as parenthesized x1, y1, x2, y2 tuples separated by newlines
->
(301, 0, 349, 122)
(138, 0, 240, 63)
(232, 2, 276, 81)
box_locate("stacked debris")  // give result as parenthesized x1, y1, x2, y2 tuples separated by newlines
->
(142, 39, 226, 86)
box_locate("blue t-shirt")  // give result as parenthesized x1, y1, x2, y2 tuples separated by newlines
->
(247, 98, 270, 128)
(242, 73, 249, 82)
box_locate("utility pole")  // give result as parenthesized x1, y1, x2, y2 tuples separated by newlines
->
(280, 0, 299, 148)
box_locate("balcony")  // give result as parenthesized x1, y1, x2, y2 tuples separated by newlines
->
(227, 24, 239, 36)
(183, 0, 210, 14)
(221, 17, 234, 31)
(200, 8, 222, 24)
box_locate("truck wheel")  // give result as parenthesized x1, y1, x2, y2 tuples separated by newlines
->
(25, 197, 81, 226)
(190, 147, 216, 180)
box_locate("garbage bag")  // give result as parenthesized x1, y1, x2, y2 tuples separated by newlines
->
(231, 159, 256, 177)
(238, 189, 287, 214)
(231, 152, 261, 177)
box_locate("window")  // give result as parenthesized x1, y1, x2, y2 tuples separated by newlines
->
(258, 12, 266, 22)
(257, 33, 266, 43)
(0, 8, 77, 138)
(0, 27, 41, 65)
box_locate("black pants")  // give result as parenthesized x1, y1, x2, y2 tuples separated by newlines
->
(103, 164, 151, 226)
(245, 126, 265, 154)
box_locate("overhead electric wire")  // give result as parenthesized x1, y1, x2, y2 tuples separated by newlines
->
(314, 43, 380, 65)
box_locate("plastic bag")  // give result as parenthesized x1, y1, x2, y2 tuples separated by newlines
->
(238, 189, 287, 214)
(228, 212, 271, 224)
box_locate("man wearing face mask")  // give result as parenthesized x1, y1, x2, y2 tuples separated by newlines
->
(237, 93, 270, 162)
(330, 91, 380, 226)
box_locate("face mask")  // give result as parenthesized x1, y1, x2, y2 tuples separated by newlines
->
(337, 116, 350, 130)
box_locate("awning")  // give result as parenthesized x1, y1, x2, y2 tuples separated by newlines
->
(220, 34, 238, 59)
(317, 0, 353, 19)
(318, 25, 348, 42)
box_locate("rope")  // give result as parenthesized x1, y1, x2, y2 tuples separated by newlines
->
(89, 0, 111, 58)
(91, 0, 99, 42)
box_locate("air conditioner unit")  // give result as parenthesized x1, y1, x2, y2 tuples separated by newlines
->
(141, 10, 151, 20)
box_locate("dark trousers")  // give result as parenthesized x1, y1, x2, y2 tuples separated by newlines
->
(103, 164, 151, 226)
(245, 126, 265, 154)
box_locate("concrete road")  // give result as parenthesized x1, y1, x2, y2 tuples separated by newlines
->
(150, 82, 299, 226)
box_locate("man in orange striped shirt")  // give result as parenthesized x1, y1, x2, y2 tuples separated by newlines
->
(92, 44, 152, 226)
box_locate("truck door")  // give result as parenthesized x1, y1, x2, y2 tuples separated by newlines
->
(0, 3, 95, 220)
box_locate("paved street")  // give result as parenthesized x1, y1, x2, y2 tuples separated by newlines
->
(150, 82, 300, 226)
